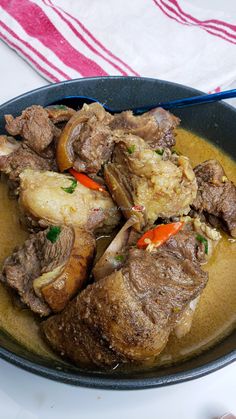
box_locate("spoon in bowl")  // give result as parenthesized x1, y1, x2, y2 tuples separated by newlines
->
(50, 88, 236, 114)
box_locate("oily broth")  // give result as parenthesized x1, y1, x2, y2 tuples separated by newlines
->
(158, 128, 236, 365)
(0, 129, 235, 367)
(0, 180, 57, 359)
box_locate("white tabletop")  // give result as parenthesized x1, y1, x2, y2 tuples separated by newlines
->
(0, 26, 236, 419)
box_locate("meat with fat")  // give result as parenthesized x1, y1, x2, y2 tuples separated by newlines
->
(192, 159, 236, 237)
(5, 105, 60, 157)
(46, 105, 76, 124)
(104, 135, 197, 230)
(0, 136, 56, 196)
(72, 103, 116, 173)
(56, 104, 179, 175)
(109, 107, 180, 149)
(41, 223, 208, 367)
(0, 226, 95, 315)
(19, 169, 120, 233)
(56, 103, 117, 174)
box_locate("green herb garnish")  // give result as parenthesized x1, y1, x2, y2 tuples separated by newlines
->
(114, 255, 124, 262)
(55, 104, 67, 110)
(172, 148, 180, 155)
(61, 179, 77, 194)
(155, 148, 164, 156)
(196, 234, 208, 254)
(127, 145, 135, 154)
(46, 226, 61, 243)
(173, 306, 181, 313)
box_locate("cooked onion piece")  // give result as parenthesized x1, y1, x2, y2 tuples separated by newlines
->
(93, 217, 137, 281)
(174, 297, 200, 339)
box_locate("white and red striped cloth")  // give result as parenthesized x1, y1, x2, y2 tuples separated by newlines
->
(0, 0, 236, 93)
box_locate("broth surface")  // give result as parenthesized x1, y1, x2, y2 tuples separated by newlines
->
(0, 128, 235, 366)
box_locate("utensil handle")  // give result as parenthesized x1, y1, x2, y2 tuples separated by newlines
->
(134, 88, 236, 113)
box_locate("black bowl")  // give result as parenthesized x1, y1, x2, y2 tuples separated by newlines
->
(0, 76, 235, 389)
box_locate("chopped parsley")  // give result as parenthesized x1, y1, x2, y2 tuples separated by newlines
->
(114, 255, 125, 262)
(46, 226, 61, 243)
(55, 104, 68, 110)
(127, 145, 136, 154)
(173, 306, 181, 313)
(155, 148, 164, 156)
(196, 234, 208, 254)
(61, 179, 77, 194)
(172, 148, 180, 155)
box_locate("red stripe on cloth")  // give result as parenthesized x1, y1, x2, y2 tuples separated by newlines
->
(153, 0, 236, 45)
(204, 19, 236, 32)
(160, 0, 189, 23)
(168, 0, 236, 41)
(0, 20, 70, 80)
(50, 0, 140, 76)
(49, 0, 139, 76)
(0, 0, 109, 77)
(43, 0, 129, 76)
(153, 0, 184, 24)
(0, 30, 59, 82)
(203, 28, 236, 45)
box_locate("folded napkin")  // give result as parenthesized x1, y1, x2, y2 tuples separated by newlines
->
(0, 0, 236, 93)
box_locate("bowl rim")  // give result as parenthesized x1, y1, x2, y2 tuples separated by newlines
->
(0, 345, 235, 390)
(0, 76, 235, 389)
(1, 75, 236, 113)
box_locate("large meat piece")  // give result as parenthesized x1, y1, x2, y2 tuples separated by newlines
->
(0, 226, 95, 315)
(0, 136, 55, 195)
(104, 135, 197, 230)
(56, 103, 116, 174)
(19, 169, 120, 233)
(93, 217, 220, 282)
(56, 104, 179, 175)
(192, 159, 236, 237)
(5, 105, 59, 156)
(109, 107, 179, 149)
(42, 239, 208, 366)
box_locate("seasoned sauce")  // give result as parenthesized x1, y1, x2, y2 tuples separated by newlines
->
(0, 128, 235, 366)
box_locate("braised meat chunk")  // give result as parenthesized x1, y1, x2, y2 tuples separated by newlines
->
(56, 103, 117, 174)
(19, 169, 120, 233)
(56, 104, 179, 175)
(109, 107, 179, 149)
(93, 218, 210, 282)
(72, 104, 115, 173)
(5, 105, 59, 156)
(0, 136, 56, 195)
(160, 222, 207, 264)
(192, 159, 236, 237)
(105, 135, 197, 230)
(0, 226, 95, 315)
(42, 236, 208, 366)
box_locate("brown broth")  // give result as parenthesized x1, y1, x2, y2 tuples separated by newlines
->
(0, 129, 235, 367)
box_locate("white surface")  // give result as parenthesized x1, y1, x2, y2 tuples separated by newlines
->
(0, 7, 236, 419)
(0, 358, 235, 419)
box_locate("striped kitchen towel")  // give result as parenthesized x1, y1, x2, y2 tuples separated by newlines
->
(0, 0, 236, 93)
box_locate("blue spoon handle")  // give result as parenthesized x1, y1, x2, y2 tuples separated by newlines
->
(50, 88, 236, 114)
(135, 88, 236, 113)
